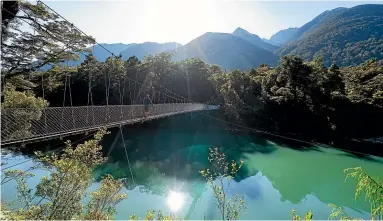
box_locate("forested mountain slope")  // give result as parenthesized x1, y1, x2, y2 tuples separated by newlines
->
(277, 4, 383, 66)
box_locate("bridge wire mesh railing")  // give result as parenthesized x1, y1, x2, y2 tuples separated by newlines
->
(1, 103, 218, 145)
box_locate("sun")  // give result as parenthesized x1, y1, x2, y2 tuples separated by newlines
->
(167, 190, 185, 213)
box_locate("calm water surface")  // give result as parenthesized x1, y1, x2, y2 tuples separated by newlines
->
(2, 113, 383, 219)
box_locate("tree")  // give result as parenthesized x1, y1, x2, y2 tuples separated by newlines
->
(200, 147, 246, 220)
(82, 174, 126, 220)
(1, 129, 128, 220)
(294, 167, 382, 221)
(343, 59, 383, 107)
(1, 0, 95, 82)
(343, 167, 383, 220)
(1, 83, 48, 139)
(1, 1, 20, 44)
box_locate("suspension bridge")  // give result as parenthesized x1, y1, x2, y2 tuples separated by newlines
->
(0, 1, 219, 146)
(1, 103, 219, 146)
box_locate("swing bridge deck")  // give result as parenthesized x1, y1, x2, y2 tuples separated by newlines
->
(1, 103, 219, 146)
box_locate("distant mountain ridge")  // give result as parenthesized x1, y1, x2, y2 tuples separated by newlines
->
(91, 43, 133, 61)
(232, 27, 278, 51)
(120, 42, 180, 60)
(173, 32, 278, 70)
(263, 27, 299, 46)
(67, 42, 179, 66)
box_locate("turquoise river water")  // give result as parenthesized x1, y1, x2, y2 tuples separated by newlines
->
(1, 112, 382, 219)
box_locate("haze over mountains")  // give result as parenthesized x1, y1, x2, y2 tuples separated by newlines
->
(262, 27, 299, 46)
(71, 42, 179, 66)
(75, 4, 382, 70)
(232, 28, 278, 52)
(173, 32, 278, 70)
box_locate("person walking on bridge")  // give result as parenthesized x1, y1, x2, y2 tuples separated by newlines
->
(142, 94, 153, 118)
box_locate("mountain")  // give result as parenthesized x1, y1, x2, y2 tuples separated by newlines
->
(91, 43, 134, 61)
(264, 27, 299, 46)
(232, 27, 278, 51)
(120, 42, 181, 60)
(62, 42, 180, 68)
(62, 43, 133, 67)
(173, 32, 278, 70)
(294, 7, 348, 41)
(261, 37, 273, 45)
(278, 4, 383, 66)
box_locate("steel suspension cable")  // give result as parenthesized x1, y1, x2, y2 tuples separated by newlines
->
(119, 126, 136, 188)
(38, 0, 114, 56)
(41, 73, 48, 133)
(68, 71, 75, 129)
(61, 75, 67, 132)
(3, 7, 90, 73)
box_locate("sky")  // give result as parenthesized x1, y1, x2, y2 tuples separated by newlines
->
(43, 0, 383, 45)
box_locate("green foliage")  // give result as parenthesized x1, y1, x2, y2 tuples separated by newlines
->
(1, 129, 129, 220)
(200, 147, 246, 220)
(211, 55, 383, 140)
(343, 59, 383, 107)
(129, 210, 178, 221)
(344, 167, 383, 220)
(1, 0, 95, 80)
(2, 83, 48, 109)
(1, 169, 34, 185)
(301, 167, 383, 221)
(30, 52, 220, 107)
(328, 203, 361, 220)
(82, 174, 127, 220)
(6, 75, 36, 90)
(2, 83, 48, 139)
(291, 209, 313, 221)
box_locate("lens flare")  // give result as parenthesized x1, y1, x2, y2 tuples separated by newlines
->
(167, 190, 185, 212)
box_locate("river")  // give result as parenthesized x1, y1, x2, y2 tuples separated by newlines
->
(1, 112, 383, 220)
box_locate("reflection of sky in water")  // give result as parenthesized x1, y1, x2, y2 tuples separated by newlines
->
(167, 190, 185, 212)
(102, 171, 374, 220)
(1, 148, 380, 220)
(2, 114, 382, 220)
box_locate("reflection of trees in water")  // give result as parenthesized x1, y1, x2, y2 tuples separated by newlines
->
(253, 150, 382, 213)
(93, 139, 264, 207)
(93, 150, 209, 196)
(92, 116, 285, 201)
(70, 114, 383, 215)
